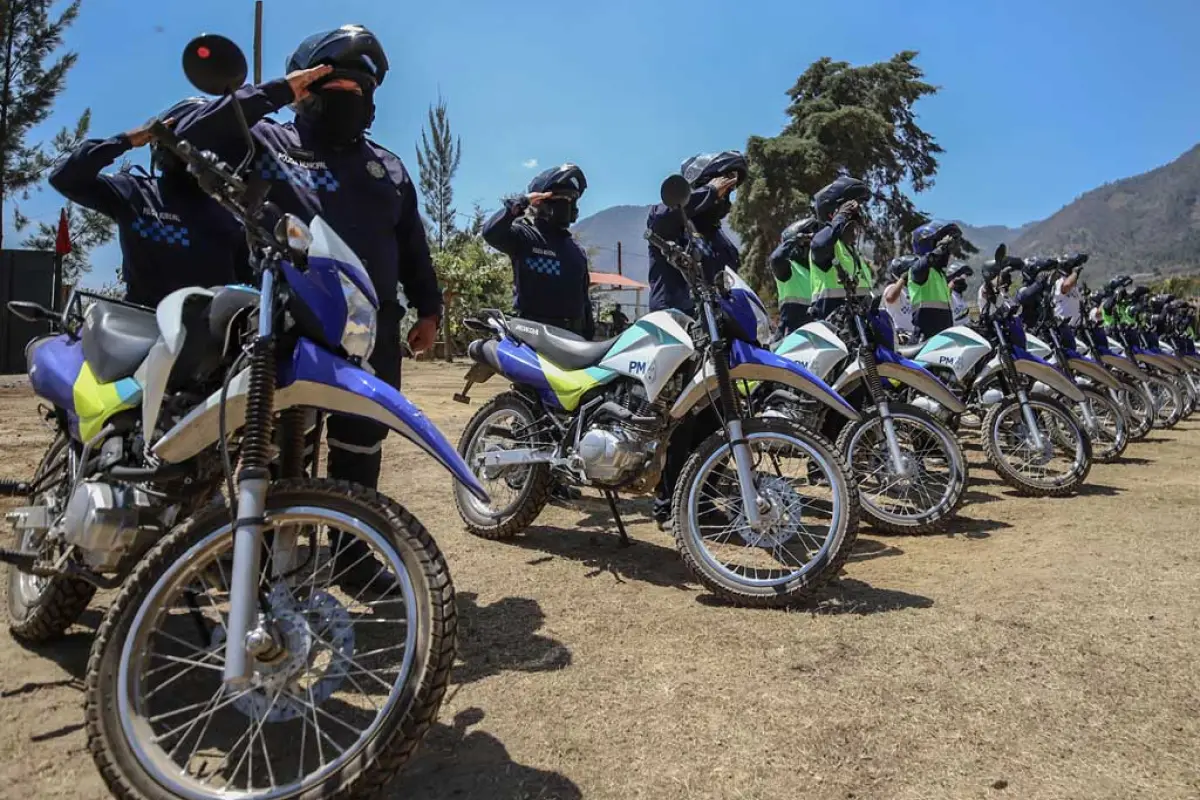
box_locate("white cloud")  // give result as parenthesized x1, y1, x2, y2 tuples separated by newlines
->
(522, 158, 539, 169)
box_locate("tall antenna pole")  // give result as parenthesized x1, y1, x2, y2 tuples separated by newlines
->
(253, 1, 263, 83)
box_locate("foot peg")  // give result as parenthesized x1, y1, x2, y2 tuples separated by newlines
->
(0, 478, 30, 496)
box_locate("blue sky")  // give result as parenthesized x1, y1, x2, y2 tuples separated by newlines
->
(11, 0, 1200, 287)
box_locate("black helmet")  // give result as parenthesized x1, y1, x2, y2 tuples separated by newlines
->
(150, 97, 207, 174)
(1060, 252, 1089, 272)
(1130, 285, 1151, 301)
(888, 254, 919, 281)
(947, 263, 974, 282)
(780, 216, 821, 245)
(528, 163, 587, 199)
(983, 255, 1021, 284)
(813, 176, 871, 221)
(681, 151, 747, 188)
(529, 163, 586, 227)
(286, 24, 388, 90)
(1021, 256, 1059, 284)
(911, 220, 962, 256)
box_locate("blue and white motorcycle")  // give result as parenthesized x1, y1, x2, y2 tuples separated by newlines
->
(452, 175, 861, 608)
(4, 36, 485, 800)
(909, 246, 1092, 497)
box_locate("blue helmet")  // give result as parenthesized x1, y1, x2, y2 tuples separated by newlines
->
(780, 216, 820, 244)
(527, 163, 587, 199)
(813, 176, 871, 221)
(287, 25, 388, 90)
(681, 151, 747, 188)
(911, 220, 962, 256)
(889, 254, 919, 281)
(150, 97, 208, 174)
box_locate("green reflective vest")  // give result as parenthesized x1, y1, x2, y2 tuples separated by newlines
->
(1103, 301, 1135, 327)
(909, 265, 951, 311)
(810, 240, 871, 302)
(775, 259, 811, 308)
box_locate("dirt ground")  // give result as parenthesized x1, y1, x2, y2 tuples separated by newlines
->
(0, 360, 1197, 800)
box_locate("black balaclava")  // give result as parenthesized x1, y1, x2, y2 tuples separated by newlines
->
(304, 84, 375, 147)
(951, 278, 967, 294)
(694, 191, 733, 231)
(538, 198, 578, 230)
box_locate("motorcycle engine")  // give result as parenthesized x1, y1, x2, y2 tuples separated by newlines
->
(62, 480, 157, 572)
(577, 383, 659, 486)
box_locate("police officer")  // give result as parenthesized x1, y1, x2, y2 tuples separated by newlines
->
(908, 220, 962, 339)
(174, 24, 441, 587)
(809, 176, 874, 319)
(948, 264, 973, 325)
(646, 150, 745, 528)
(1051, 253, 1087, 326)
(48, 98, 246, 306)
(770, 217, 820, 337)
(609, 303, 630, 335)
(483, 163, 593, 338)
(1014, 256, 1061, 328)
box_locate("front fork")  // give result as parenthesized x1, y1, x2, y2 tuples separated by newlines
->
(702, 305, 765, 529)
(224, 267, 278, 687)
(854, 321, 907, 476)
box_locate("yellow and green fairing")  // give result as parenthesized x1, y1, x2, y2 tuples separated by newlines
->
(28, 335, 143, 441)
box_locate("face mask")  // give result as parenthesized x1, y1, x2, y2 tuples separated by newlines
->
(951, 279, 967, 293)
(308, 88, 373, 146)
(539, 199, 575, 229)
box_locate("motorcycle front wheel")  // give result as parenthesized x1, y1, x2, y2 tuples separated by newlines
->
(1111, 381, 1154, 442)
(672, 418, 859, 608)
(1142, 375, 1184, 429)
(1072, 387, 1128, 463)
(983, 396, 1092, 497)
(836, 403, 968, 534)
(86, 478, 455, 800)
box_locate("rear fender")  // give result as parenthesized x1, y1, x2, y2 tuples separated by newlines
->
(153, 338, 489, 502)
(832, 349, 967, 414)
(672, 340, 859, 421)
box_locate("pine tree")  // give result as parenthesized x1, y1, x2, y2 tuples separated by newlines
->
(0, 0, 82, 248)
(415, 95, 461, 250)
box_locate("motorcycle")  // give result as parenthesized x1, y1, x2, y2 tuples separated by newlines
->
(1107, 317, 1186, 428)
(4, 35, 487, 800)
(451, 174, 861, 608)
(909, 245, 1092, 497)
(1073, 311, 1155, 443)
(763, 275, 969, 535)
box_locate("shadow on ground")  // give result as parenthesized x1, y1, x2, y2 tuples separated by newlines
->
(394, 708, 581, 799)
(452, 592, 572, 685)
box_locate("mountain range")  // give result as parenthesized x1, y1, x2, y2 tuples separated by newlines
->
(573, 142, 1200, 302)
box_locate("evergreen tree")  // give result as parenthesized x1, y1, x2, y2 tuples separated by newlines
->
(415, 95, 461, 250)
(0, 0, 82, 248)
(731, 52, 973, 296)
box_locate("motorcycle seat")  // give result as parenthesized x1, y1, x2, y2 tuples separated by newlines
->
(82, 300, 159, 384)
(506, 318, 618, 370)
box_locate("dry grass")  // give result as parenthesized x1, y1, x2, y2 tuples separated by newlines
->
(0, 363, 1197, 799)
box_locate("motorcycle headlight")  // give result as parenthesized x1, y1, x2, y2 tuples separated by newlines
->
(754, 303, 772, 347)
(339, 270, 377, 361)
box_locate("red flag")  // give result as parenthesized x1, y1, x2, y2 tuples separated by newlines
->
(54, 208, 71, 256)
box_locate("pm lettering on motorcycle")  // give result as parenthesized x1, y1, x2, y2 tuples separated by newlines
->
(628, 360, 647, 375)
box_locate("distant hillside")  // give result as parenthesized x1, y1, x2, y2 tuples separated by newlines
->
(956, 222, 1033, 263)
(1010, 143, 1200, 285)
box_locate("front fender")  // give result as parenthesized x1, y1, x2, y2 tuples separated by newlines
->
(833, 352, 967, 414)
(672, 340, 859, 421)
(1066, 357, 1120, 390)
(155, 338, 490, 503)
(1014, 350, 1085, 402)
(1100, 353, 1145, 380)
(1135, 351, 1180, 375)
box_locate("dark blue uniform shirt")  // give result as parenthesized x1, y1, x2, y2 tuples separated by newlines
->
(646, 186, 740, 315)
(174, 80, 440, 319)
(48, 136, 245, 306)
(482, 200, 590, 322)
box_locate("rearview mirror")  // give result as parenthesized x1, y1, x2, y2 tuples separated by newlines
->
(183, 34, 248, 95)
(660, 174, 691, 209)
(994, 243, 1007, 265)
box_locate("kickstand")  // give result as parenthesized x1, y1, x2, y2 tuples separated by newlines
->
(603, 491, 633, 548)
